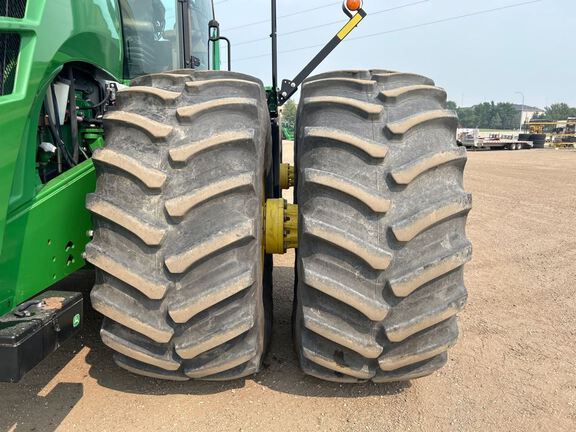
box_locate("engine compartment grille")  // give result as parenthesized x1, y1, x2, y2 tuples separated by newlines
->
(0, 0, 27, 19)
(0, 33, 20, 96)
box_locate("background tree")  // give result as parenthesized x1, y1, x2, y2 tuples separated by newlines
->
(535, 103, 576, 121)
(453, 101, 537, 129)
(490, 112, 503, 129)
(281, 99, 297, 139)
(497, 103, 520, 130)
(447, 100, 458, 111)
(456, 106, 478, 128)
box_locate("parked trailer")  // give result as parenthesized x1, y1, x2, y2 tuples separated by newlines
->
(472, 139, 533, 150)
(457, 129, 533, 151)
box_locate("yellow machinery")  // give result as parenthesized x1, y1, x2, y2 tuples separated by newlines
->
(526, 118, 576, 148)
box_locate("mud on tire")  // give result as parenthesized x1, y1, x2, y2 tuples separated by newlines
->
(86, 70, 271, 381)
(294, 70, 472, 383)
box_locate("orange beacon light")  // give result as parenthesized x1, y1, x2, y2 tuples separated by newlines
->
(346, 0, 363, 11)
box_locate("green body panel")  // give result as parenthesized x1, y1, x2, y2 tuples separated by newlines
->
(0, 0, 123, 315)
(282, 126, 294, 141)
(0, 161, 95, 315)
(0, 0, 123, 247)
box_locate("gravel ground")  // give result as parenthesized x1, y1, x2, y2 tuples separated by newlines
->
(1, 148, 575, 432)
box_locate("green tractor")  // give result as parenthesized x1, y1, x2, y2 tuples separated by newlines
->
(0, 0, 471, 383)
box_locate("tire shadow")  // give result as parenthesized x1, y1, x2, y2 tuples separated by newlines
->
(0, 382, 83, 432)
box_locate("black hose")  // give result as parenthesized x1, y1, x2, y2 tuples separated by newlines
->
(82, 118, 103, 125)
(68, 68, 80, 163)
(47, 117, 75, 168)
(46, 90, 76, 168)
(86, 89, 111, 111)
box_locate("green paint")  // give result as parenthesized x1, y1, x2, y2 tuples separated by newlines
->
(0, 160, 96, 315)
(82, 128, 106, 152)
(0, 0, 123, 253)
(282, 126, 294, 141)
(73, 313, 81, 328)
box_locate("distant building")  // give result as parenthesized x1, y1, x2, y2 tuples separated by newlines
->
(512, 104, 545, 124)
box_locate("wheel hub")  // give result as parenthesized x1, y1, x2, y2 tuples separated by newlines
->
(265, 198, 298, 254)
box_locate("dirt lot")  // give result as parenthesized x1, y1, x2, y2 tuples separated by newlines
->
(2, 148, 575, 432)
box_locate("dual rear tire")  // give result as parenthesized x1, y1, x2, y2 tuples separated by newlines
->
(294, 70, 471, 382)
(88, 69, 471, 383)
(87, 70, 271, 381)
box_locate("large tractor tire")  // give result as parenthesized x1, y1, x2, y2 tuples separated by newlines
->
(530, 134, 546, 149)
(294, 70, 472, 383)
(86, 70, 271, 381)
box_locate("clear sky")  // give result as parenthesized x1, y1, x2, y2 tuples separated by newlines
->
(214, 0, 573, 108)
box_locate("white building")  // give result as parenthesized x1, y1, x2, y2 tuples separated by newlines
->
(512, 104, 545, 124)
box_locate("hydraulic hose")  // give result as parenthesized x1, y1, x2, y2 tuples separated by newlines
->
(46, 89, 75, 168)
(67, 68, 79, 163)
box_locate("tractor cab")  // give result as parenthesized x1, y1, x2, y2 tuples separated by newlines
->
(119, 0, 214, 77)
